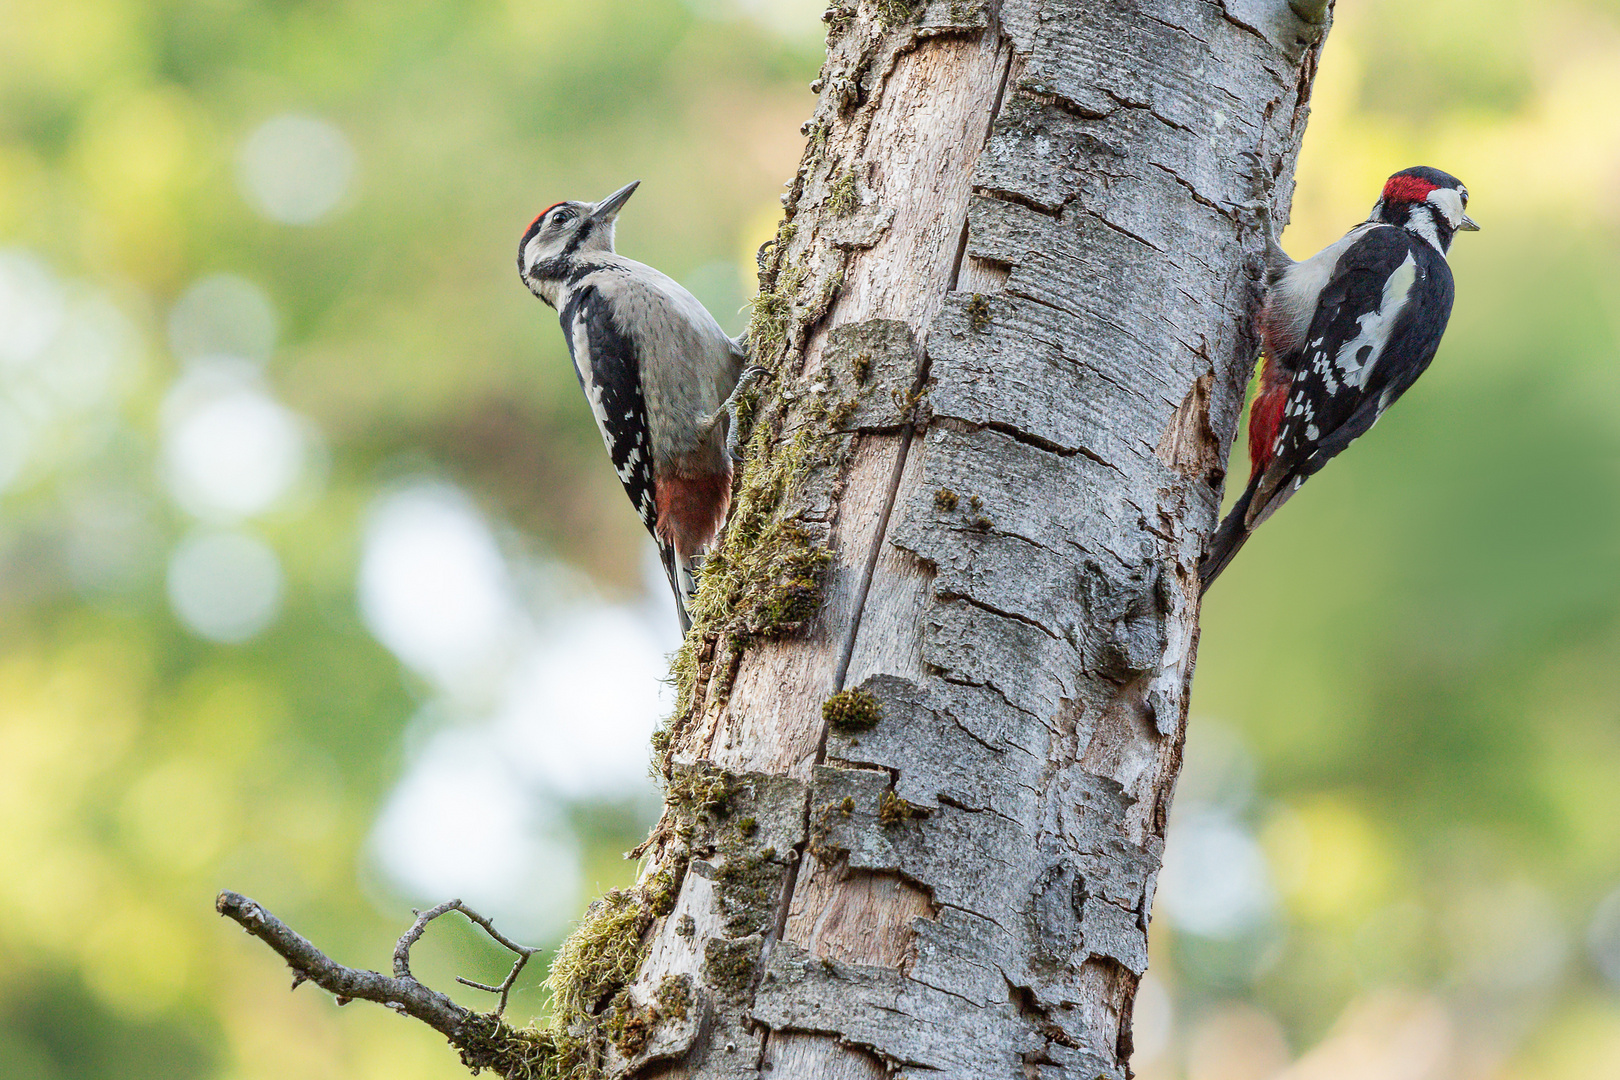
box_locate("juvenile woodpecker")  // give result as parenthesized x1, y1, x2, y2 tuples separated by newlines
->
(1200, 164, 1478, 593)
(517, 182, 756, 631)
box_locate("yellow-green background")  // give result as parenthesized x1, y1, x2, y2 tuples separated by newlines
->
(1, 1, 1617, 1078)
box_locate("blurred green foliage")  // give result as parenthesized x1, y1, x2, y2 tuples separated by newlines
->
(0, 1, 814, 1077)
(0, 0, 1617, 1078)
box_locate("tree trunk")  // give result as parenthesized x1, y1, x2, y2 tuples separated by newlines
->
(553, 2, 1332, 1076)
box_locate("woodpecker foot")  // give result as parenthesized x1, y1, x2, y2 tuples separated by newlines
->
(732, 365, 769, 400)
(716, 366, 772, 462)
(1230, 151, 1275, 224)
(1232, 150, 1291, 280)
(702, 366, 770, 437)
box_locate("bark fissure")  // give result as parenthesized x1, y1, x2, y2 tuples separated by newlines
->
(936, 589, 1065, 641)
(1100, 88, 1195, 135)
(831, 436, 914, 693)
(1209, 0, 1271, 43)
(1147, 160, 1236, 218)
(1080, 209, 1166, 253)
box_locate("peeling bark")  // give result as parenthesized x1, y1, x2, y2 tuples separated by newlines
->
(595, 2, 1333, 1076)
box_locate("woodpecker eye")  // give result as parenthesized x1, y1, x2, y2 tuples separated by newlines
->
(551, 209, 575, 227)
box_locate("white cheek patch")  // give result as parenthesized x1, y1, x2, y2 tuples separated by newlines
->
(525, 230, 573, 273)
(1426, 186, 1466, 229)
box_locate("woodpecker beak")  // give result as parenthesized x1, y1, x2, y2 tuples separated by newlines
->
(591, 181, 640, 223)
(1457, 213, 1480, 231)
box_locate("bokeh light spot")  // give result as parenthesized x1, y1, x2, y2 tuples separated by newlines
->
(0, 249, 64, 366)
(40, 291, 140, 413)
(359, 484, 518, 691)
(237, 114, 356, 225)
(492, 605, 672, 799)
(1158, 809, 1277, 940)
(166, 529, 284, 643)
(168, 274, 276, 365)
(162, 364, 309, 521)
(369, 727, 583, 940)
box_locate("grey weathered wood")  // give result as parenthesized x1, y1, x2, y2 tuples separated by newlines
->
(607, 2, 1333, 1076)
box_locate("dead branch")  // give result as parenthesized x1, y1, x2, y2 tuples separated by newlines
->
(217, 890, 553, 1076)
(394, 898, 538, 1016)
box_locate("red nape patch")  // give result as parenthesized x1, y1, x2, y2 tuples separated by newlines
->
(655, 471, 733, 559)
(1383, 175, 1438, 204)
(1246, 359, 1292, 480)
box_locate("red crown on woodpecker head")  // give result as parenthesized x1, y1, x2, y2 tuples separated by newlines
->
(1382, 175, 1438, 204)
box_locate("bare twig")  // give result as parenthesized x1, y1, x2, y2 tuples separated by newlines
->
(217, 890, 472, 1036)
(216, 890, 553, 1077)
(393, 898, 538, 1016)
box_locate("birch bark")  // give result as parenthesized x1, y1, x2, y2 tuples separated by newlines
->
(565, 2, 1333, 1076)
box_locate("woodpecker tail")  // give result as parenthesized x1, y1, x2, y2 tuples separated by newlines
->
(658, 540, 695, 634)
(1202, 464, 1308, 594)
(1199, 481, 1257, 596)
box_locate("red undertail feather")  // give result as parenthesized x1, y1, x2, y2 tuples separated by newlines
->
(1247, 357, 1291, 481)
(655, 468, 734, 562)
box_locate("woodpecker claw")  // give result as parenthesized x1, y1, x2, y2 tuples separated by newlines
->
(1233, 149, 1291, 279)
(702, 366, 770, 440)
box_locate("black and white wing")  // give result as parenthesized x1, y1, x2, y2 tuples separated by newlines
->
(560, 282, 658, 534)
(1254, 227, 1454, 519)
(559, 280, 694, 630)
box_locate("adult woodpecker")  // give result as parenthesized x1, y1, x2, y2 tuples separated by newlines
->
(1200, 164, 1478, 593)
(517, 182, 757, 631)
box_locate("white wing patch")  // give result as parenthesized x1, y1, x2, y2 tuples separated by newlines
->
(1333, 252, 1417, 390)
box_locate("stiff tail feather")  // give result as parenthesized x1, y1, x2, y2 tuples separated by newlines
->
(1199, 481, 1258, 596)
(658, 541, 695, 634)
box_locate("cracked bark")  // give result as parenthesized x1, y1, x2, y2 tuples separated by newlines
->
(610, 2, 1332, 1076)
